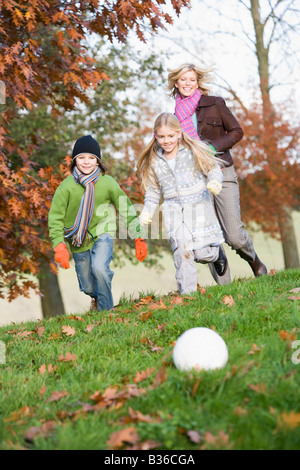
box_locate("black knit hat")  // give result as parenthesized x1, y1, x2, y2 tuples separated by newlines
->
(72, 135, 101, 161)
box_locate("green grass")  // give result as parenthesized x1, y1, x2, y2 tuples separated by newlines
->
(0, 269, 299, 450)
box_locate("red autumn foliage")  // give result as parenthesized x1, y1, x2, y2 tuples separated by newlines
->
(233, 103, 300, 238)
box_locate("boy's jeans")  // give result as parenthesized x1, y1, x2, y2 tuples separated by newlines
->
(73, 233, 114, 311)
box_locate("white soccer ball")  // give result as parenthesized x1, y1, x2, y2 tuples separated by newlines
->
(173, 327, 228, 371)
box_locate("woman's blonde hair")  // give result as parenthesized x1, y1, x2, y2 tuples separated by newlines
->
(167, 63, 214, 98)
(137, 112, 222, 189)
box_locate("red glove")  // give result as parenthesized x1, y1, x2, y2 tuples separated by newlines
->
(54, 242, 70, 269)
(135, 238, 147, 262)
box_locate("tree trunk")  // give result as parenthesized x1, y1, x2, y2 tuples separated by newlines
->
(38, 256, 65, 319)
(278, 206, 300, 269)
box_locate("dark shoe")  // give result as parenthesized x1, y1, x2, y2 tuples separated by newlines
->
(249, 254, 267, 277)
(213, 246, 228, 277)
(90, 298, 98, 311)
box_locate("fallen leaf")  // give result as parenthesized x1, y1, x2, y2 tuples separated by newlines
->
(4, 406, 32, 423)
(134, 367, 155, 383)
(39, 364, 46, 375)
(203, 430, 233, 449)
(68, 315, 85, 321)
(46, 390, 69, 402)
(277, 411, 300, 429)
(107, 426, 139, 450)
(222, 295, 235, 306)
(288, 296, 300, 301)
(61, 325, 75, 337)
(289, 287, 300, 293)
(84, 324, 95, 333)
(197, 284, 207, 295)
(25, 420, 56, 442)
(17, 330, 33, 338)
(35, 326, 45, 337)
(169, 295, 185, 305)
(149, 299, 168, 311)
(248, 343, 263, 355)
(127, 407, 158, 423)
(248, 383, 267, 394)
(139, 310, 153, 321)
(186, 430, 202, 444)
(59, 352, 77, 362)
(39, 385, 47, 398)
(279, 329, 296, 341)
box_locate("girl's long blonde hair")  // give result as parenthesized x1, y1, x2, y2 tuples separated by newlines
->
(167, 63, 214, 98)
(137, 113, 223, 189)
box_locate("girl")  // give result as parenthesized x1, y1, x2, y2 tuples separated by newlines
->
(137, 113, 227, 295)
(167, 63, 267, 282)
(48, 134, 147, 311)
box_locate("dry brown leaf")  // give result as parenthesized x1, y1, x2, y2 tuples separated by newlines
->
(4, 406, 32, 423)
(279, 329, 296, 341)
(17, 330, 33, 338)
(46, 390, 69, 403)
(107, 426, 139, 450)
(248, 382, 267, 394)
(25, 420, 56, 442)
(35, 326, 45, 337)
(277, 411, 300, 429)
(39, 385, 47, 398)
(222, 294, 235, 306)
(68, 315, 85, 321)
(59, 352, 77, 362)
(133, 367, 155, 384)
(203, 430, 233, 449)
(248, 343, 263, 355)
(39, 364, 46, 375)
(61, 325, 75, 337)
(84, 324, 95, 333)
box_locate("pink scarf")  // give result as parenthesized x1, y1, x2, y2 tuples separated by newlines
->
(175, 89, 201, 140)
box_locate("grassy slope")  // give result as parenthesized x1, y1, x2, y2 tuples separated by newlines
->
(0, 269, 299, 450)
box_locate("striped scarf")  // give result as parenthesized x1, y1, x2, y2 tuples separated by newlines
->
(64, 166, 100, 247)
(175, 89, 201, 140)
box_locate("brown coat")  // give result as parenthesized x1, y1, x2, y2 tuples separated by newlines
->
(195, 95, 244, 166)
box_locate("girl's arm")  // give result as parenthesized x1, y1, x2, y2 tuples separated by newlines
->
(139, 175, 162, 225)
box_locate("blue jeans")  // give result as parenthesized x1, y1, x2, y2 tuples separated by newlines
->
(73, 234, 114, 311)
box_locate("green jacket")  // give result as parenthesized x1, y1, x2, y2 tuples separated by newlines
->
(48, 174, 142, 253)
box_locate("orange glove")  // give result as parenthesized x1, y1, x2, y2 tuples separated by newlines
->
(54, 242, 70, 269)
(135, 238, 147, 262)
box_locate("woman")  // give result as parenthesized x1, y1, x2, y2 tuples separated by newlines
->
(167, 63, 267, 283)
